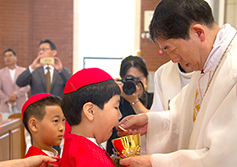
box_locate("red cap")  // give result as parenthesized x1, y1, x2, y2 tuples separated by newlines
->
(22, 93, 53, 116)
(63, 68, 113, 94)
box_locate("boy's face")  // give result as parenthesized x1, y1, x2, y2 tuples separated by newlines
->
(93, 95, 121, 144)
(36, 105, 65, 149)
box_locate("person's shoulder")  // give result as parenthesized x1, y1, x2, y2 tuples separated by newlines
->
(35, 66, 44, 70)
(64, 134, 88, 148)
(0, 66, 7, 72)
(61, 66, 71, 73)
(63, 66, 70, 70)
(154, 61, 172, 76)
(16, 65, 27, 71)
(24, 146, 46, 158)
(32, 66, 44, 73)
(63, 135, 98, 158)
(0, 68, 4, 73)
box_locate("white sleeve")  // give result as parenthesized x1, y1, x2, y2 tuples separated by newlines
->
(148, 78, 237, 167)
(149, 67, 165, 112)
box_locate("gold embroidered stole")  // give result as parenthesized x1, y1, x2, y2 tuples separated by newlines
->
(193, 71, 212, 122)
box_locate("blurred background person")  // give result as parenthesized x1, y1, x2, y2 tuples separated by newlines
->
(16, 39, 71, 98)
(106, 55, 153, 155)
(121, 60, 194, 114)
(0, 49, 30, 120)
(150, 61, 193, 111)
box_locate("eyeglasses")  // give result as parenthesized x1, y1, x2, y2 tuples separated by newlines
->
(38, 48, 51, 52)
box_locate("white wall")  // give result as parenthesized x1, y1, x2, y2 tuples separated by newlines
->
(73, 0, 141, 78)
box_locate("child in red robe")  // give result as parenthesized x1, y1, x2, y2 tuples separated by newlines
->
(22, 93, 65, 166)
(60, 68, 122, 167)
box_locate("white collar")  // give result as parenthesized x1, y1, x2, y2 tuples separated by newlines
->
(203, 24, 237, 73)
(87, 137, 106, 149)
(87, 137, 99, 146)
(42, 148, 58, 157)
(43, 65, 54, 70)
(176, 63, 194, 78)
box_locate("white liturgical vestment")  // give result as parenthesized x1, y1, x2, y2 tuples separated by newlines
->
(145, 24, 237, 167)
(150, 61, 193, 111)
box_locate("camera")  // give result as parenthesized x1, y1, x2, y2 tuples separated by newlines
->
(40, 57, 55, 65)
(121, 75, 141, 95)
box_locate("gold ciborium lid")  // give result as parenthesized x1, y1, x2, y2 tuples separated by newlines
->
(112, 134, 141, 159)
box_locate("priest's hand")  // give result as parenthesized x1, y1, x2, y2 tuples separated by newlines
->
(119, 154, 152, 167)
(116, 114, 148, 136)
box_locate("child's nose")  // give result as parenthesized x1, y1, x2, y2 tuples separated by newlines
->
(59, 122, 65, 132)
(118, 109, 122, 120)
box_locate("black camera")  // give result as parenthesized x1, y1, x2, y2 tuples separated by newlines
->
(121, 75, 141, 95)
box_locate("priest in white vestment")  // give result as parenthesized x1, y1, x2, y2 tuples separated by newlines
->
(150, 61, 193, 111)
(116, 0, 237, 166)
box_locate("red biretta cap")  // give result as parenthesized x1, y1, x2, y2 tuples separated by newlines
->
(63, 68, 113, 94)
(22, 93, 53, 116)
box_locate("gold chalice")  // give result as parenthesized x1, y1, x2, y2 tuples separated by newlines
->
(112, 134, 141, 159)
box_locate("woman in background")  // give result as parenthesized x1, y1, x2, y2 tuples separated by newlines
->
(106, 55, 153, 155)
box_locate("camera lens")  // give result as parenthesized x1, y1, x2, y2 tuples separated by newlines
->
(123, 81, 136, 95)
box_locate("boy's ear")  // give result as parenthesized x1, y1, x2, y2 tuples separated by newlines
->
(83, 102, 95, 122)
(28, 118, 38, 133)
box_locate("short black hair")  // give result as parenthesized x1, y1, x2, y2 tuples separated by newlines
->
(61, 80, 121, 126)
(39, 39, 57, 50)
(149, 0, 215, 42)
(119, 55, 148, 79)
(23, 96, 62, 134)
(3, 49, 16, 56)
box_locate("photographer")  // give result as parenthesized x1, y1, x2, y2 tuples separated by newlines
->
(106, 55, 153, 155)
(16, 39, 71, 98)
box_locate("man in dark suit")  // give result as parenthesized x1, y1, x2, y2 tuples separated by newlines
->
(16, 39, 71, 155)
(16, 39, 71, 98)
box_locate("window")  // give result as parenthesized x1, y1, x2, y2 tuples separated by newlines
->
(73, 0, 140, 78)
(84, 57, 123, 78)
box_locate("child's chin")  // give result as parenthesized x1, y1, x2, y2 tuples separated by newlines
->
(54, 141, 62, 146)
(99, 134, 112, 144)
